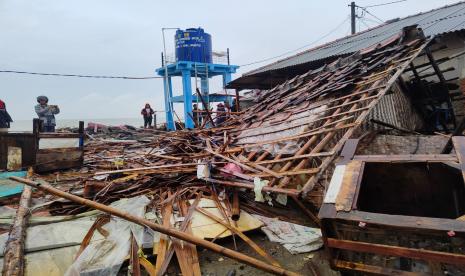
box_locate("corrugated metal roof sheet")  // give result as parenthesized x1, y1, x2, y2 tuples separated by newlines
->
(246, 1, 465, 76)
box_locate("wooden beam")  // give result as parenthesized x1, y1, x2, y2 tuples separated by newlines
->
(352, 154, 458, 162)
(452, 136, 465, 184)
(205, 178, 300, 196)
(335, 210, 465, 232)
(334, 260, 423, 276)
(95, 163, 198, 175)
(10, 177, 301, 276)
(327, 238, 465, 265)
(2, 173, 33, 276)
(205, 148, 260, 174)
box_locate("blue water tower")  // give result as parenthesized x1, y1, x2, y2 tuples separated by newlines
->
(156, 27, 239, 130)
(175, 28, 213, 63)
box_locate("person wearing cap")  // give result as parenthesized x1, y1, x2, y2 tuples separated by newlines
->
(0, 99, 13, 132)
(35, 95, 60, 132)
(141, 103, 155, 129)
(215, 102, 227, 125)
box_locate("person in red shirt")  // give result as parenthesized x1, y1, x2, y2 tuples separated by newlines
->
(141, 103, 155, 129)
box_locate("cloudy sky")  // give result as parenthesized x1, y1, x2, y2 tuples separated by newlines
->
(0, 0, 459, 121)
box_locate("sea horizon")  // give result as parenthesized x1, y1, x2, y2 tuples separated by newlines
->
(9, 116, 168, 132)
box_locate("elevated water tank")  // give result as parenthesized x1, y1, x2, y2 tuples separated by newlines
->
(175, 28, 212, 63)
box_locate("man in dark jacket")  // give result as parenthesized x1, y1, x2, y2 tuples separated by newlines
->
(0, 99, 13, 132)
(141, 103, 155, 128)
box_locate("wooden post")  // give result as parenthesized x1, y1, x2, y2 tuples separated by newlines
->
(232, 189, 240, 221)
(78, 121, 84, 148)
(2, 170, 33, 276)
(195, 88, 215, 127)
(235, 89, 241, 112)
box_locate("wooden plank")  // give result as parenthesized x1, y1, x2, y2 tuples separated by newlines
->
(327, 238, 465, 266)
(248, 168, 319, 178)
(206, 178, 300, 196)
(335, 161, 364, 212)
(154, 202, 172, 275)
(95, 163, 198, 175)
(251, 152, 334, 165)
(452, 136, 465, 183)
(335, 210, 465, 232)
(35, 159, 83, 173)
(353, 154, 458, 162)
(334, 260, 423, 276)
(38, 133, 81, 138)
(36, 148, 83, 172)
(37, 147, 83, 155)
(130, 233, 141, 276)
(180, 200, 201, 276)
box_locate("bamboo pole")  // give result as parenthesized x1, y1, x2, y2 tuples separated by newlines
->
(9, 177, 301, 276)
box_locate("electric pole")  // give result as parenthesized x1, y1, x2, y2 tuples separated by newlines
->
(350, 2, 356, 34)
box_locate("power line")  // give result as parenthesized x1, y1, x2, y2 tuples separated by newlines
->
(357, 6, 384, 23)
(0, 70, 162, 79)
(239, 15, 351, 67)
(364, 0, 407, 8)
(359, 18, 372, 30)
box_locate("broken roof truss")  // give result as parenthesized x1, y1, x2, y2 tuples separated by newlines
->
(222, 28, 432, 202)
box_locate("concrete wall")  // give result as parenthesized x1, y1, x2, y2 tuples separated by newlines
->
(356, 134, 449, 155)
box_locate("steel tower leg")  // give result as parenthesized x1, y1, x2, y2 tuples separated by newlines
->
(182, 70, 194, 129)
(163, 76, 176, 130)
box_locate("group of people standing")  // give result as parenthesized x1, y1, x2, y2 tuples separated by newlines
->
(2, 98, 233, 132)
(192, 101, 235, 127)
(140, 101, 234, 129)
(0, 95, 60, 133)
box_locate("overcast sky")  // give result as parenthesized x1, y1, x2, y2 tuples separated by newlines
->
(0, 0, 460, 121)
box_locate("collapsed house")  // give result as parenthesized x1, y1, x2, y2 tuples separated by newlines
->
(223, 2, 465, 274)
(1, 3, 465, 276)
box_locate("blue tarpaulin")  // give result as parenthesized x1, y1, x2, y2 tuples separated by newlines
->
(0, 171, 26, 198)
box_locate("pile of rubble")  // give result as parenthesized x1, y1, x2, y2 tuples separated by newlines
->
(2, 28, 465, 275)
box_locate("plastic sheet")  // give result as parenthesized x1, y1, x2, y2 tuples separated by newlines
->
(253, 215, 323, 254)
(0, 216, 101, 276)
(65, 195, 150, 276)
